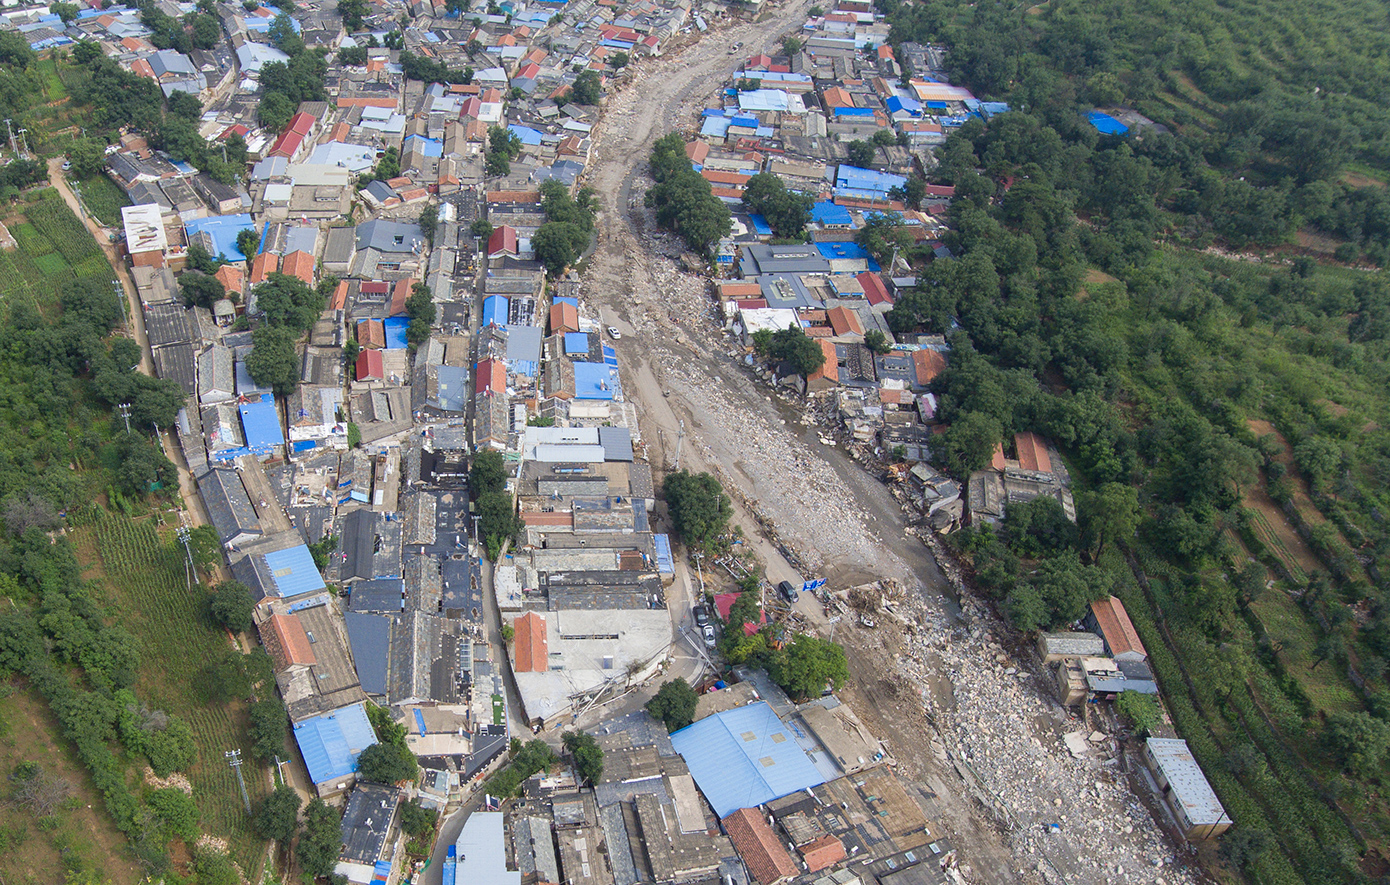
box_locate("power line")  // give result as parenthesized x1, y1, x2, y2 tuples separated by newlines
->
(117, 403, 132, 434)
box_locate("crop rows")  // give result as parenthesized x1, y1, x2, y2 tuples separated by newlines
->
(27, 193, 103, 268)
(91, 515, 265, 878)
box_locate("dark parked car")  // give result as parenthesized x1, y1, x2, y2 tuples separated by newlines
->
(778, 580, 799, 604)
(693, 604, 710, 627)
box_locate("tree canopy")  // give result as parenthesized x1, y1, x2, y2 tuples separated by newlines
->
(562, 730, 604, 784)
(245, 326, 300, 397)
(661, 470, 732, 550)
(646, 678, 698, 732)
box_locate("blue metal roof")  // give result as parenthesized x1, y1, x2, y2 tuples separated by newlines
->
(238, 395, 284, 448)
(670, 702, 826, 817)
(481, 295, 509, 327)
(833, 107, 874, 118)
(835, 165, 907, 195)
(817, 242, 880, 271)
(553, 296, 579, 308)
(564, 332, 590, 355)
(653, 534, 674, 574)
(700, 117, 732, 138)
(383, 316, 410, 349)
(262, 545, 327, 597)
(730, 115, 759, 129)
(748, 214, 773, 236)
(507, 124, 544, 146)
(811, 202, 852, 226)
(573, 362, 616, 400)
(183, 214, 258, 261)
(403, 135, 444, 158)
(293, 701, 378, 785)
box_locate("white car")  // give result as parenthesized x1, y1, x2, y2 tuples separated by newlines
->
(607, 326, 621, 340)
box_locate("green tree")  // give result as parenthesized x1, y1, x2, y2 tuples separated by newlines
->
(51, 1, 79, 24)
(661, 470, 732, 549)
(1221, 827, 1274, 870)
(741, 173, 813, 239)
(236, 227, 260, 261)
(1115, 690, 1161, 737)
(1078, 483, 1139, 561)
(192, 851, 239, 885)
(247, 696, 287, 761)
(765, 634, 849, 700)
(179, 271, 225, 308)
(562, 730, 604, 784)
(470, 448, 507, 497)
(245, 326, 300, 396)
(1324, 711, 1390, 778)
(864, 328, 892, 354)
(66, 137, 107, 179)
(338, 44, 367, 65)
(934, 411, 1003, 477)
(767, 325, 826, 376)
(257, 91, 295, 133)
(255, 271, 325, 332)
(397, 798, 437, 839)
(418, 203, 439, 246)
(338, 0, 368, 30)
(297, 799, 342, 878)
(148, 786, 199, 842)
(780, 35, 803, 55)
(477, 490, 522, 560)
(610, 51, 629, 69)
(356, 741, 418, 784)
(532, 221, 590, 276)
(471, 219, 494, 240)
(570, 69, 602, 105)
(853, 211, 914, 266)
(646, 678, 698, 732)
(208, 580, 256, 633)
(846, 140, 875, 168)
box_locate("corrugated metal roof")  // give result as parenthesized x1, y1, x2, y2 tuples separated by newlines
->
(261, 545, 327, 598)
(669, 702, 826, 818)
(344, 611, 391, 695)
(293, 701, 378, 785)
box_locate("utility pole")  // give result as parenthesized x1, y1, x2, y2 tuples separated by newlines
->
(3, 119, 13, 157)
(117, 402, 132, 434)
(176, 523, 194, 590)
(226, 750, 250, 813)
(673, 419, 685, 471)
(827, 614, 842, 643)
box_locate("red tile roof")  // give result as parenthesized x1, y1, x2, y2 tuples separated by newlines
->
(514, 611, 548, 673)
(266, 613, 316, 667)
(1090, 596, 1147, 659)
(390, 279, 411, 317)
(723, 809, 798, 885)
(799, 834, 846, 872)
(249, 252, 278, 284)
(475, 357, 506, 395)
(858, 271, 892, 307)
(826, 305, 863, 337)
(330, 279, 349, 311)
(1014, 431, 1052, 474)
(280, 250, 315, 286)
(912, 348, 946, 386)
(807, 339, 838, 385)
(990, 442, 1007, 471)
(550, 302, 579, 334)
(214, 263, 244, 296)
(685, 141, 710, 165)
(355, 349, 384, 381)
(488, 225, 519, 257)
(713, 593, 765, 636)
(357, 318, 386, 349)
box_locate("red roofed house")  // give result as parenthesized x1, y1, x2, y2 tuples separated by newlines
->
(214, 263, 244, 298)
(354, 349, 384, 382)
(799, 834, 847, 872)
(514, 611, 548, 673)
(488, 224, 519, 258)
(990, 442, 1008, 471)
(685, 140, 710, 165)
(550, 301, 579, 335)
(265, 612, 316, 669)
(390, 278, 411, 316)
(475, 357, 506, 395)
(912, 348, 946, 386)
(249, 251, 278, 284)
(1014, 431, 1052, 474)
(280, 250, 315, 286)
(713, 593, 765, 636)
(1086, 596, 1148, 662)
(356, 318, 386, 349)
(269, 112, 315, 159)
(857, 271, 892, 307)
(722, 809, 799, 885)
(806, 339, 839, 391)
(826, 305, 864, 338)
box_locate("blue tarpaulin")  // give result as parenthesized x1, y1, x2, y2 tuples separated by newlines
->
(383, 316, 409, 349)
(748, 214, 773, 236)
(1087, 110, 1129, 136)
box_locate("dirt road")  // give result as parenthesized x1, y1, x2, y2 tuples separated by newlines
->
(578, 18, 1194, 885)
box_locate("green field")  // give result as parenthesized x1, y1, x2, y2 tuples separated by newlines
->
(87, 514, 267, 879)
(0, 189, 113, 310)
(77, 175, 131, 227)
